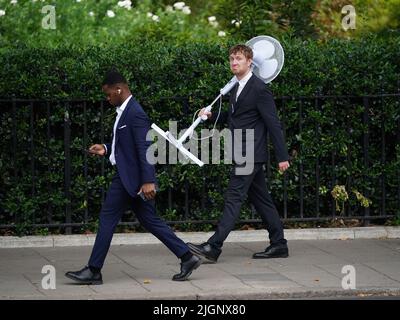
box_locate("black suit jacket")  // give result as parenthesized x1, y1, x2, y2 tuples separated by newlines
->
(211, 74, 289, 164)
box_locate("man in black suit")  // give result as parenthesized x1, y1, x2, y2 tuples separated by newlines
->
(65, 70, 201, 284)
(188, 44, 290, 262)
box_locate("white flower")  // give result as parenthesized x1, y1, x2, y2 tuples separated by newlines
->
(106, 10, 115, 18)
(173, 2, 185, 10)
(210, 21, 219, 28)
(0, 9, 5, 16)
(147, 12, 153, 18)
(165, 5, 173, 12)
(76, 0, 81, 3)
(118, 0, 132, 10)
(182, 6, 191, 14)
(208, 16, 219, 28)
(231, 19, 242, 27)
(218, 31, 226, 37)
(89, 11, 94, 17)
(152, 15, 159, 22)
(10, 0, 17, 5)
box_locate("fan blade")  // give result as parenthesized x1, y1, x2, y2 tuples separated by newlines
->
(253, 40, 275, 60)
(258, 59, 278, 79)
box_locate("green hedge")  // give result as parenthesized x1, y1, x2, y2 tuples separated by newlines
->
(0, 35, 399, 235)
(1, 36, 400, 99)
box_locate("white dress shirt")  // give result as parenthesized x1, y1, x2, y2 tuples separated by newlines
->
(107, 95, 132, 165)
(236, 71, 253, 101)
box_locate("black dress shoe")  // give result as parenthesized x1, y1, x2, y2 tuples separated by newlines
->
(172, 255, 202, 281)
(187, 242, 221, 263)
(252, 244, 289, 259)
(65, 265, 103, 285)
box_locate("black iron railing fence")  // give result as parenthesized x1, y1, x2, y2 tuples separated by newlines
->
(0, 94, 399, 234)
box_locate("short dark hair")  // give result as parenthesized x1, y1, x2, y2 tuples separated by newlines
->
(102, 69, 127, 86)
(229, 44, 253, 60)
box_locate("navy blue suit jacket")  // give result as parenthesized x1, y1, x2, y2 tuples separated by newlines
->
(105, 97, 156, 198)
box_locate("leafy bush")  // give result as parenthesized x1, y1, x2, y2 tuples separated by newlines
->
(0, 0, 229, 47)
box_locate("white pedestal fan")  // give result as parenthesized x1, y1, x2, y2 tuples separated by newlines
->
(151, 35, 285, 166)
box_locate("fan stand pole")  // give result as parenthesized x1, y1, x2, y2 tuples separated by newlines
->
(176, 93, 222, 144)
(150, 93, 222, 167)
(151, 76, 238, 167)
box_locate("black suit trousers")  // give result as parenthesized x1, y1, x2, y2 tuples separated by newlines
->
(208, 163, 287, 249)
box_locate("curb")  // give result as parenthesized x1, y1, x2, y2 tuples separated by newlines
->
(0, 226, 399, 248)
(141, 287, 400, 300)
(172, 288, 400, 300)
(5, 288, 399, 300)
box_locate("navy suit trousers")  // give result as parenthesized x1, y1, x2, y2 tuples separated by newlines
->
(88, 172, 189, 269)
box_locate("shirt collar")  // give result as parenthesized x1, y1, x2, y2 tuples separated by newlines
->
(116, 95, 132, 113)
(237, 71, 253, 86)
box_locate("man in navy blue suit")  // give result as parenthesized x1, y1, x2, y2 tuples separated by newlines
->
(65, 70, 202, 284)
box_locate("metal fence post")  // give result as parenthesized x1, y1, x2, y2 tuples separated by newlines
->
(64, 103, 72, 235)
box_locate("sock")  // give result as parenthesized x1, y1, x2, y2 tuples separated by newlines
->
(89, 265, 101, 274)
(180, 251, 193, 263)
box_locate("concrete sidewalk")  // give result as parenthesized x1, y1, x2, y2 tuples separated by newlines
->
(1, 231, 400, 299)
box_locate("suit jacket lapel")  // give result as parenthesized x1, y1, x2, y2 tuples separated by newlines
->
(115, 99, 132, 144)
